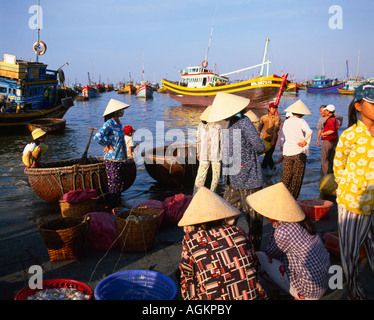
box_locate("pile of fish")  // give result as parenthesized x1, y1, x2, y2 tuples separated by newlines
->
(27, 287, 90, 300)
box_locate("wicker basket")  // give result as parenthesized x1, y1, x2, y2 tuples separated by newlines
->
(59, 197, 98, 219)
(38, 217, 89, 262)
(114, 207, 161, 252)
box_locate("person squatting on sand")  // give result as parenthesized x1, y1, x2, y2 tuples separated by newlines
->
(178, 186, 267, 300)
(94, 99, 130, 208)
(206, 92, 265, 251)
(280, 100, 313, 199)
(193, 105, 223, 194)
(247, 182, 331, 300)
(333, 82, 374, 300)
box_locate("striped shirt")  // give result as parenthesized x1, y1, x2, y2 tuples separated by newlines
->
(179, 225, 267, 300)
(196, 122, 223, 162)
(265, 222, 331, 299)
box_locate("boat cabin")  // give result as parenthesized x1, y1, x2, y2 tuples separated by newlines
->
(0, 54, 58, 111)
(180, 66, 228, 88)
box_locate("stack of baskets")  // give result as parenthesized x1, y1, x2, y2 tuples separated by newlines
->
(59, 197, 97, 219)
(114, 207, 161, 252)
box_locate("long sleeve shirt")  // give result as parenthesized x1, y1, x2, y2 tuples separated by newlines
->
(265, 222, 330, 299)
(282, 117, 313, 156)
(179, 225, 267, 300)
(333, 120, 374, 215)
(94, 118, 127, 160)
(196, 122, 223, 162)
(222, 116, 265, 189)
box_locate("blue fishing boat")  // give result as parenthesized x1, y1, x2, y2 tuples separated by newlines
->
(306, 75, 345, 93)
(136, 83, 153, 99)
(0, 53, 75, 132)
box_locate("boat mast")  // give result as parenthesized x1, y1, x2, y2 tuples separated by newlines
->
(36, 0, 40, 62)
(357, 48, 360, 77)
(259, 38, 270, 77)
(204, 11, 216, 66)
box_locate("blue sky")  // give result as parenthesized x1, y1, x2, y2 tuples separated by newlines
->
(1, 0, 373, 85)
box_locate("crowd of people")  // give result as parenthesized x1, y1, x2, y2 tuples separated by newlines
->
(22, 83, 373, 300)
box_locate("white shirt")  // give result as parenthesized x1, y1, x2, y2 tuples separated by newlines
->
(282, 116, 313, 156)
(196, 122, 223, 162)
(23, 142, 37, 156)
(125, 135, 134, 157)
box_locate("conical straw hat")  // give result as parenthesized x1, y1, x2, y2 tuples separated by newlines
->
(200, 105, 211, 121)
(32, 128, 46, 140)
(206, 92, 250, 122)
(246, 182, 305, 222)
(284, 99, 311, 115)
(103, 99, 130, 117)
(178, 186, 240, 227)
(244, 109, 260, 122)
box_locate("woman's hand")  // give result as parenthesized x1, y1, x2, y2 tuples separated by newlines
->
(103, 144, 114, 153)
(297, 140, 307, 147)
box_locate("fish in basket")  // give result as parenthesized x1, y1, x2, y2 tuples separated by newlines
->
(113, 207, 162, 252)
(25, 157, 136, 203)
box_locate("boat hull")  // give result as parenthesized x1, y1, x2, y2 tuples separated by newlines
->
(82, 86, 100, 98)
(0, 103, 71, 132)
(25, 157, 137, 203)
(161, 75, 284, 108)
(338, 88, 354, 95)
(142, 145, 211, 187)
(306, 83, 345, 93)
(136, 84, 153, 99)
(27, 118, 66, 133)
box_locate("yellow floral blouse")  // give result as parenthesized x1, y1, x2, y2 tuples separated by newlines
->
(333, 120, 374, 215)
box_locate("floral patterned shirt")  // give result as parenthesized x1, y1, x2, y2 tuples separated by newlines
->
(94, 118, 127, 160)
(333, 120, 374, 215)
(179, 225, 267, 300)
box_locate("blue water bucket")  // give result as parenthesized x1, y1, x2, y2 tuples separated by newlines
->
(94, 269, 178, 300)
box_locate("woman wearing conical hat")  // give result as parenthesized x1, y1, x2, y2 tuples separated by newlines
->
(207, 92, 265, 251)
(281, 100, 313, 199)
(193, 105, 223, 194)
(246, 183, 331, 300)
(94, 99, 130, 208)
(178, 187, 267, 300)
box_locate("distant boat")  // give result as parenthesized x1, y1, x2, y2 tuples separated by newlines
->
(306, 75, 345, 93)
(136, 83, 153, 99)
(27, 118, 66, 133)
(82, 85, 100, 98)
(161, 39, 288, 108)
(338, 76, 366, 95)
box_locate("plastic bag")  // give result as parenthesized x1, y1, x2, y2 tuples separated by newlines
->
(61, 189, 98, 203)
(162, 194, 192, 224)
(85, 212, 118, 251)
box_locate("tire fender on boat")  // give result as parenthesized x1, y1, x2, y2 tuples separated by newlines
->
(33, 41, 47, 55)
(201, 60, 208, 68)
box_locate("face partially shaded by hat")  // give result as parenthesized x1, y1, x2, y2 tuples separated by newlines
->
(178, 187, 240, 227)
(246, 182, 305, 222)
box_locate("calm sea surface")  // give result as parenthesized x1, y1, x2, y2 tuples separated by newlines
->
(0, 89, 353, 229)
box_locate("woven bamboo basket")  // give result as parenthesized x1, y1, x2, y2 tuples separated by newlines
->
(59, 197, 98, 219)
(114, 207, 161, 252)
(25, 157, 137, 203)
(38, 217, 89, 262)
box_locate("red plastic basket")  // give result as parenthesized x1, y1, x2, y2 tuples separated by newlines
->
(297, 199, 333, 221)
(14, 279, 93, 300)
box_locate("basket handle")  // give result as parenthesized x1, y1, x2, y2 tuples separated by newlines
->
(125, 214, 139, 224)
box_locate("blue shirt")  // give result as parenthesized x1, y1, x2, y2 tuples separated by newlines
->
(94, 118, 127, 160)
(223, 116, 264, 189)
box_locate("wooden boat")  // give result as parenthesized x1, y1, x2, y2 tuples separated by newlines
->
(306, 75, 345, 93)
(161, 39, 287, 108)
(27, 118, 66, 133)
(142, 145, 203, 187)
(337, 88, 354, 95)
(25, 157, 137, 203)
(283, 82, 298, 95)
(82, 85, 100, 98)
(0, 54, 75, 132)
(136, 83, 153, 99)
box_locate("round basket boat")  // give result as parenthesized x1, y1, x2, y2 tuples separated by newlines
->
(142, 144, 205, 187)
(27, 118, 66, 133)
(25, 157, 136, 203)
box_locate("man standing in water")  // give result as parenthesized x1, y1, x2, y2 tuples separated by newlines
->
(258, 102, 281, 170)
